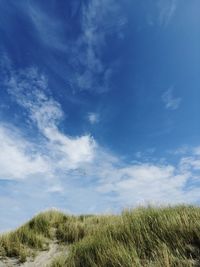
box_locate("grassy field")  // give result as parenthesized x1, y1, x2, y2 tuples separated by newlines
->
(1, 206, 200, 266)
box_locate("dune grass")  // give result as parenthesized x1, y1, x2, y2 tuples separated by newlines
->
(1, 206, 200, 266)
(51, 205, 200, 267)
(0, 210, 67, 262)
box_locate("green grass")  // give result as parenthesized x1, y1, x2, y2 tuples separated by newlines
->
(0, 210, 67, 262)
(51, 205, 200, 267)
(1, 206, 200, 266)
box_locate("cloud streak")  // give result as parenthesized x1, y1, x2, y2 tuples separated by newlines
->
(157, 0, 178, 27)
(162, 87, 181, 110)
(68, 0, 127, 93)
(3, 0, 127, 94)
(147, 0, 178, 28)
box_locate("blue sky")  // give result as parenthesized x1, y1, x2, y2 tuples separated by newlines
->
(0, 0, 200, 231)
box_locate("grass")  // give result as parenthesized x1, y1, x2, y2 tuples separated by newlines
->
(51, 205, 200, 267)
(0, 210, 67, 262)
(1, 206, 200, 266)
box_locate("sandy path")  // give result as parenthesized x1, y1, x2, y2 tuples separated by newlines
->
(0, 242, 65, 267)
(22, 242, 62, 267)
(0, 258, 18, 267)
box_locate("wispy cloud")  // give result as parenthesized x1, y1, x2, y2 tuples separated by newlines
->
(1, 59, 200, 230)
(157, 0, 178, 27)
(147, 0, 178, 28)
(2, 62, 200, 207)
(5, 0, 127, 94)
(3, 64, 96, 176)
(68, 0, 127, 93)
(27, 2, 67, 51)
(162, 87, 181, 110)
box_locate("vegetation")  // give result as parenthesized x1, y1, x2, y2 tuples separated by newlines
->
(0, 210, 66, 262)
(51, 206, 200, 267)
(1, 206, 200, 266)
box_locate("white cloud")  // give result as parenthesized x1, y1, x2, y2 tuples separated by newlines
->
(47, 185, 63, 193)
(97, 159, 200, 207)
(179, 157, 200, 172)
(168, 145, 190, 155)
(2, 65, 96, 178)
(193, 146, 200, 155)
(1, 60, 200, 226)
(45, 128, 96, 169)
(88, 112, 99, 124)
(0, 125, 50, 180)
(162, 87, 181, 110)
